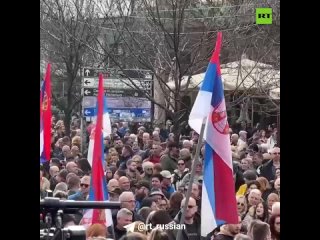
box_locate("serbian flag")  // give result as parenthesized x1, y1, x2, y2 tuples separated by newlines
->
(40, 64, 52, 163)
(81, 74, 113, 228)
(189, 32, 238, 237)
(87, 86, 111, 167)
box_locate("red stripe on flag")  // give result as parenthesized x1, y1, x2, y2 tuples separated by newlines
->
(43, 64, 52, 161)
(210, 32, 222, 76)
(213, 153, 238, 224)
(91, 73, 106, 224)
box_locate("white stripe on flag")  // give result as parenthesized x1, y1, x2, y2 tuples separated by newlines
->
(201, 182, 217, 237)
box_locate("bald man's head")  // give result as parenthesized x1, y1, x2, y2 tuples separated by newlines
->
(108, 179, 120, 192)
(66, 161, 78, 174)
(119, 176, 131, 191)
(231, 134, 239, 144)
(181, 197, 198, 220)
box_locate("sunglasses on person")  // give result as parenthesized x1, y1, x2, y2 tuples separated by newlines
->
(80, 183, 89, 188)
(237, 202, 245, 206)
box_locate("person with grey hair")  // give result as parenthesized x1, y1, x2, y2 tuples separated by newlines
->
(179, 148, 192, 169)
(118, 191, 144, 223)
(152, 131, 161, 142)
(53, 182, 68, 196)
(142, 132, 150, 150)
(115, 208, 133, 240)
(182, 140, 193, 151)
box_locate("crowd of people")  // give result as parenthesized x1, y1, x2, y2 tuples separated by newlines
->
(40, 117, 280, 240)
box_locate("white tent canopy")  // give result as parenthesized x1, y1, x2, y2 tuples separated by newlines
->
(167, 58, 280, 99)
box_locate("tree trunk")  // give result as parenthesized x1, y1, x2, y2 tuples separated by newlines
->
(64, 110, 71, 137)
(153, 74, 166, 125)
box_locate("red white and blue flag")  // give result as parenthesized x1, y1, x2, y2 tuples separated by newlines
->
(40, 63, 52, 163)
(188, 32, 238, 237)
(87, 84, 111, 167)
(81, 74, 113, 228)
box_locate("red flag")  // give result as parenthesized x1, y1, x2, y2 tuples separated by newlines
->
(91, 73, 107, 224)
(41, 64, 52, 162)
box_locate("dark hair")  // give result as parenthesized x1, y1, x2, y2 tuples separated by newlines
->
(169, 192, 184, 210)
(58, 169, 68, 181)
(62, 214, 76, 225)
(123, 145, 134, 157)
(149, 229, 170, 240)
(126, 159, 134, 167)
(138, 207, 152, 223)
(269, 214, 280, 240)
(151, 173, 163, 182)
(77, 158, 91, 174)
(50, 158, 61, 168)
(116, 169, 127, 178)
(254, 201, 269, 222)
(62, 136, 70, 144)
(167, 142, 179, 150)
(140, 197, 156, 209)
(150, 210, 172, 226)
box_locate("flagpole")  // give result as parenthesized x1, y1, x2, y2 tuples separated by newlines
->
(80, 64, 84, 154)
(177, 117, 207, 240)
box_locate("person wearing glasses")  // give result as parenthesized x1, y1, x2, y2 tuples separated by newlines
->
(167, 197, 201, 240)
(116, 191, 144, 223)
(67, 175, 90, 201)
(260, 147, 280, 181)
(172, 159, 189, 191)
